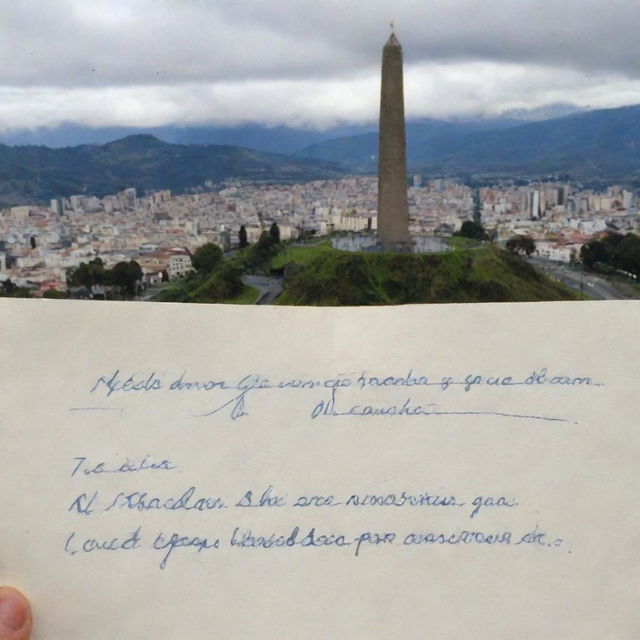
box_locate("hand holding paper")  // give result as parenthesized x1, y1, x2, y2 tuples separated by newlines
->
(0, 589, 31, 640)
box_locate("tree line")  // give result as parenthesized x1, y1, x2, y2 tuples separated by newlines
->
(67, 258, 143, 298)
(580, 231, 640, 279)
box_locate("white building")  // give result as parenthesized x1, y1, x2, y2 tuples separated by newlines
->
(167, 252, 192, 279)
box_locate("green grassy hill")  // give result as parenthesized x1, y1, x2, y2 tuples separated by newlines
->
(276, 244, 581, 305)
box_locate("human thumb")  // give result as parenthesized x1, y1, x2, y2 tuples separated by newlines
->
(0, 588, 32, 640)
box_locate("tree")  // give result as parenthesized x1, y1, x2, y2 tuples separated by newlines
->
(506, 235, 536, 256)
(578, 232, 640, 277)
(192, 243, 223, 274)
(110, 260, 142, 297)
(269, 222, 281, 244)
(244, 231, 279, 272)
(472, 188, 482, 225)
(66, 257, 106, 288)
(1, 279, 16, 294)
(612, 233, 640, 279)
(42, 289, 68, 299)
(580, 239, 608, 269)
(0, 279, 31, 298)
(238, 225, 248, 249)
(209, 262, 244, 300)
(456, 220, 487, 240)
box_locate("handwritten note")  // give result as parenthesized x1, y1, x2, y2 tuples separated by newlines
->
(1, 299, 638, 639)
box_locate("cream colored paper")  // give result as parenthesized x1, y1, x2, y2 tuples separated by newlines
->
(1, 298, 638, 639)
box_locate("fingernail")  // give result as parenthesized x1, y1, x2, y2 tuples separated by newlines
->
(0, 590, 28, 631)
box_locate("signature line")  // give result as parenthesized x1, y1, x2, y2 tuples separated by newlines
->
(69, 407, 124, 412)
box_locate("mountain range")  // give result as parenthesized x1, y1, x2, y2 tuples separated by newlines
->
(0, 122, 377, 155)
(296, 105, 640, 184)
(2, 103, 640, 206)
(0, 103, 580, 151)
(0, 135, 343, 207)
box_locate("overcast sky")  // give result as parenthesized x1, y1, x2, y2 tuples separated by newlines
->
(2, 0, 640, 132)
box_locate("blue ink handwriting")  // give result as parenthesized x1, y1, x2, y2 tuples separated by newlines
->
(104, 486, 226, 512)
(85, 367, 602, 423)
(62, 522, 571, 570)
(236, 486, 286, 508)
(64, 527, 142, 556)
(71, 455, 176, 478)
(311, 388, 570, 424)
(153, 531, 220, 570)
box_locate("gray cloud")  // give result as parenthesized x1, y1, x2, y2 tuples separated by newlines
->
(0, 0, 639, 129)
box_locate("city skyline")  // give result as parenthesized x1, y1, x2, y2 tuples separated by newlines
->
(2, 1, 640, 133)
(2, 172, 635, 299)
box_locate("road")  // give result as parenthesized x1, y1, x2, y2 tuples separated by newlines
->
(242, 275, 284, 304)
(527, 257, 626, 300)
(140, 285, 163, 301)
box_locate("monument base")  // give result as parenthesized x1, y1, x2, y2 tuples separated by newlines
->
(331, 233, 451, 254)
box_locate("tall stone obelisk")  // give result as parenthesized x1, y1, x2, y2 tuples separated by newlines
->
(377, 31, 410, 246)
